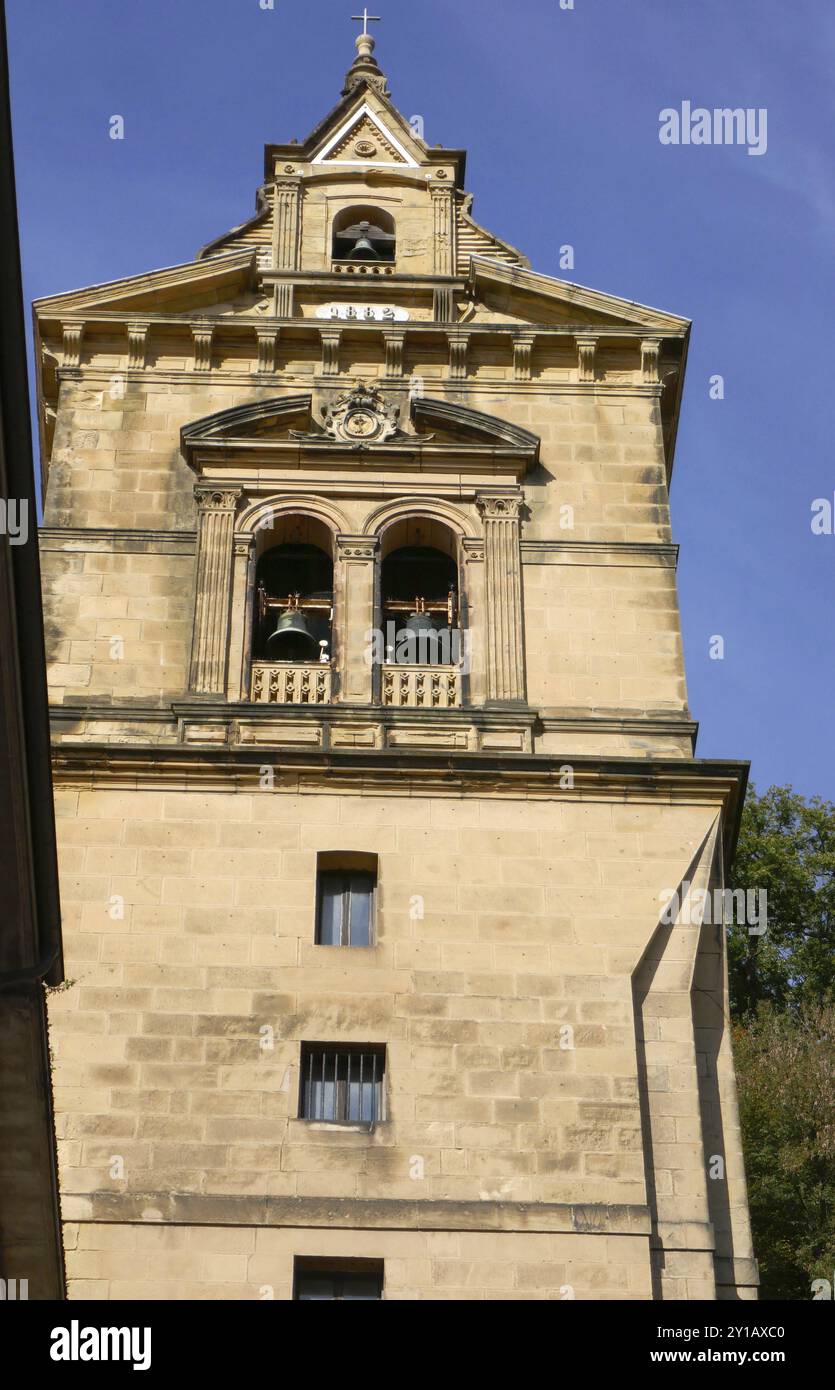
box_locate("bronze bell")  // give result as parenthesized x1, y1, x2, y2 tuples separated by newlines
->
(266, 607, 319, 663)
(348, 222, 380, 260)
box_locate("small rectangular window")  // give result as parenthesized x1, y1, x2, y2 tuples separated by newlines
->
(294, 1258, 384, 1301)
(300, 1043, 386, 1125)
(316, 868, 375, 947)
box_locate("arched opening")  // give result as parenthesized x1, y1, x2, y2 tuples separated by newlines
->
(332, 205, 396, 264)
(380, 518, 460, 667)
(252, 515, 334, 664)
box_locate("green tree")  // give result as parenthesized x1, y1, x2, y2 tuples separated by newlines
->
(733, 1000, 835, 1300)
(728, 785, 835, 1019)
(728, 785, 835, 1298)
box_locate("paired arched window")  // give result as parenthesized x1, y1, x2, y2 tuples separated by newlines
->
(332, 206, 396, 264)
(250, 512, 463, 675)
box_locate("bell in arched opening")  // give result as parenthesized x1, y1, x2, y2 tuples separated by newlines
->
(382, 544, 459, 667)
(254, 541, 334, 664)
(266, 603, 320, 664)
(399, 609, 443, 666)
(332, 208, 396, 264)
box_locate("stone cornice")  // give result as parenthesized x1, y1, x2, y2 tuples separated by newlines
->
(62, 1190, 651, 1237)
(54, 367, 666, 398)
(261, 271, 465, 287)
(48, 738, 747, 840)
(521, 540, 679, 567)
(538, 712, 698, 737)
(38, 527, 196, 554)
(187, 440, 533, 475)
(43, 309, 685, 341)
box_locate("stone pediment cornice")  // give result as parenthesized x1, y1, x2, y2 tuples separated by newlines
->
(33, 249, 257, 321)
(466, 256, 691, 335)
(411, 397, 539, 454)
(180, 389, 540, 476)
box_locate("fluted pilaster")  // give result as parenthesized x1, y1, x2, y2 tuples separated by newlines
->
(189, 487, 241, 694)
(476, 494, 526, 704)
(273, 178, 302, 272)
(431, 181, 456, 278)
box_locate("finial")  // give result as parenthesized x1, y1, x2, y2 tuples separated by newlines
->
(344, 9, 390, 97)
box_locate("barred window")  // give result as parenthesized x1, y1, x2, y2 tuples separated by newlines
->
(300, 1043, 386, 1125)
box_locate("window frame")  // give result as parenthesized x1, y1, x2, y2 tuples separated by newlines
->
(315, 854, 378, 948)
(293, 1257, 384, 1301)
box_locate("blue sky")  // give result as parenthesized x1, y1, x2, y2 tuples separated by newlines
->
(7, 0, 834, 800)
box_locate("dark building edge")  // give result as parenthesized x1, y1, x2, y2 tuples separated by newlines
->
(0, 0, 66, 1299)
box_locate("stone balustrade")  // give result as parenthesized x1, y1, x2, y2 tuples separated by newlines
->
(251, 662, 333, 705)
(381, 664, 461, 709)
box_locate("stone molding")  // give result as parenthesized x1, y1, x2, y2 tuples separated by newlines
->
(61, 1190, 651, 1236)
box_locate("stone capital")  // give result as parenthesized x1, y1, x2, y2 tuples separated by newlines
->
(476, 494, 522, 522)
(336, 534, 379, 560)
(194, 486, 242, 513)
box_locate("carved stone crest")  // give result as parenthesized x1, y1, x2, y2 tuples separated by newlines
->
(320, 381, 403, 445)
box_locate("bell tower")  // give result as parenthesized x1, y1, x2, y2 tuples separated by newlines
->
(36, 19, 757, 1301)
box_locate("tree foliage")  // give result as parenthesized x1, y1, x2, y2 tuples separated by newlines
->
(729, 785, 835, 1299)
(728, 784, 835, 1018)
(732, 1001, 835, 1300)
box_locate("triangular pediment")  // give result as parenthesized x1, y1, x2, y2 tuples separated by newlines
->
(312, 100, 419, 168)
(264, 72, 466, 184)
(314, 106, 412, 167)
(466, 257, 690, 334)
(33, 250, 257, 320)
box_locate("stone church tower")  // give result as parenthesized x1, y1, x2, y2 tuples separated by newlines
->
(36, 24, 757, 1300)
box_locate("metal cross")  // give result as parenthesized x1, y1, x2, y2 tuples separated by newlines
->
(352, 9, 381, 37)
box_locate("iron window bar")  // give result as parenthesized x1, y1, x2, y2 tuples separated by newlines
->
(301, 1045, 385, 1125)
